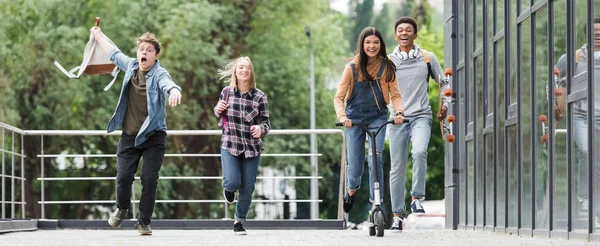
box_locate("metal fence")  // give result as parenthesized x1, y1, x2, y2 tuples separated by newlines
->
(3, 126, 346, 220)
(0, 122, 26, 219)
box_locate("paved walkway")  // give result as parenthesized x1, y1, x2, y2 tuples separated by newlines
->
(0, 229, 592, 245)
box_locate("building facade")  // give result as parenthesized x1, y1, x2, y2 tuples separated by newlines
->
(443, 0, 600, 241)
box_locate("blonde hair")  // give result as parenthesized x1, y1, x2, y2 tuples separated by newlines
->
(218, 56, 256, 89)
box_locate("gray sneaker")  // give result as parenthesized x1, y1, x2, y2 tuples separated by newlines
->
(136, 222, 152, 236)
(108, 208, 129, 228)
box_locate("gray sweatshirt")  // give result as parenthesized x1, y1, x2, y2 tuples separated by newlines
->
(388, 44, 451, 118)
(553, 44, 600, 118)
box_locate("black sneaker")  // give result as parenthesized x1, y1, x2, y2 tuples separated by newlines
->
(223, 189, 235, 204)
(343, 192, 356, 213)
(411, 199, 425, 214)
(135, 222, 152, 236)
(108, 208, 128, 228)
(233, 222, 247, 235)
(390, 216, 404, 232)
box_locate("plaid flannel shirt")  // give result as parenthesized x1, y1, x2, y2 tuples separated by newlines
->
(215, 87, 270, 157)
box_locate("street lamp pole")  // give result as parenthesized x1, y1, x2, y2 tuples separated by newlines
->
(305, 26, 318, 220)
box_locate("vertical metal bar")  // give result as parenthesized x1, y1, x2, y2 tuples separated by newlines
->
(131, 183, 136, 219)
(530, 3, 537, 230)
(11, 131, 15, 218)
(529, 1, 539, 231)
(337, 133, 346, 220)
(452, 0, 460, 230)
(307, 29, 319, 220)
(21, 134, 25, 219)
(41, 135, 45, 219)
(492, 0, 498, 229)
(465, 0, 470, 228)
(547, 0, 555, 232)
(458, 0, 472, 229)
(482, 0, 489, 227)
(2, 128, 4, 219)
(566, 0, 575, 232)
(516, 3, 523, 230)
(504, 0, 511, 229)
(586, 0, 594, 234)
(473, 0, 478, 227)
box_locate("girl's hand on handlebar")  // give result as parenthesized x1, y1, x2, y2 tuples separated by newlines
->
(394, 115, 405, 125)
(341, 117, 352, 128)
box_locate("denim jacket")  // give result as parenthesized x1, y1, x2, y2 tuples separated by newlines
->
(106, 48, 182, 146)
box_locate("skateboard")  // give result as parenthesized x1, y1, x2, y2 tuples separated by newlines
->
(439, 68, 455, 143)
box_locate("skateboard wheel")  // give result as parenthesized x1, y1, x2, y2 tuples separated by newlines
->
(447, 134, 456, 143)
(447, 115, 456, 123)
(443, 88, 453, 97)
(444, 68, 453, 76)
(541, 134, 548, 143)
(554, 88, 562, 96)
(553, 67, 559, 76)
(538, 115, 547, 123)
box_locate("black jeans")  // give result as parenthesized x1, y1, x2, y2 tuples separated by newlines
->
(115, 130, 166, 225)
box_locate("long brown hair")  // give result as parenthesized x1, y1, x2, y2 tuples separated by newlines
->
(354, 27, 396, 82)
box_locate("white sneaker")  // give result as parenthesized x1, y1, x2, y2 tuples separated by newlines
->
(390, 216, 404, 232)
(411, 199, 426, 214)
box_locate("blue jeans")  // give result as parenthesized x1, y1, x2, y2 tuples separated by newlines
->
(388, 116, 432, 214)
(221, 149, 261, 222)
(345, 109, 387, 203)
(573, 115, 600, 201)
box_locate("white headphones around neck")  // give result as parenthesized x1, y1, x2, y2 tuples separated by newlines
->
(399, 49, 419, 60)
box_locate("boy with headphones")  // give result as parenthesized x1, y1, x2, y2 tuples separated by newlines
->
(387, 17, 451, 232)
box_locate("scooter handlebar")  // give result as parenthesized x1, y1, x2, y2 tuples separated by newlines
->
(335, 119, 409, 127)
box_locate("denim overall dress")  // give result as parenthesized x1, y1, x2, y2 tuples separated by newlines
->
(344, 58, 388, 203)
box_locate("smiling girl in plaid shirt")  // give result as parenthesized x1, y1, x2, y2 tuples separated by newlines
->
(213, 56, 270, 235)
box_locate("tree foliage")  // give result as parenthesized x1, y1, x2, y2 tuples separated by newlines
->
(0, 0, 348, 219)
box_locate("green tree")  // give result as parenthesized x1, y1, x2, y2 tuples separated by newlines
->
(0, 0, 349, 220)
(348, 0, 375, 52)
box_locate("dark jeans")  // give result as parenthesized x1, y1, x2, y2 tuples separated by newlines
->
(116, 130, 166, 225)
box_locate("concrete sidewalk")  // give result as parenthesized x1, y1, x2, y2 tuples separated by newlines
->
(0, 229, 591, 245)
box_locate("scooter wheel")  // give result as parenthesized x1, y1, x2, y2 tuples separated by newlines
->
(374, 210, 385, 237)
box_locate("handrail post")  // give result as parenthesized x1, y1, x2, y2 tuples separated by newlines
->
(21, 134, 25, 219)
(41, 135, 45, 219)
(11, 131, 15, 218)
(2, 128, 5, 219)
(131, 184, 136, 219)
(337, 131, 346, 220)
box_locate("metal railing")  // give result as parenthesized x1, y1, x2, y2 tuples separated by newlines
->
(23, 129, 346, 220)
(0, 122, 26, 219)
